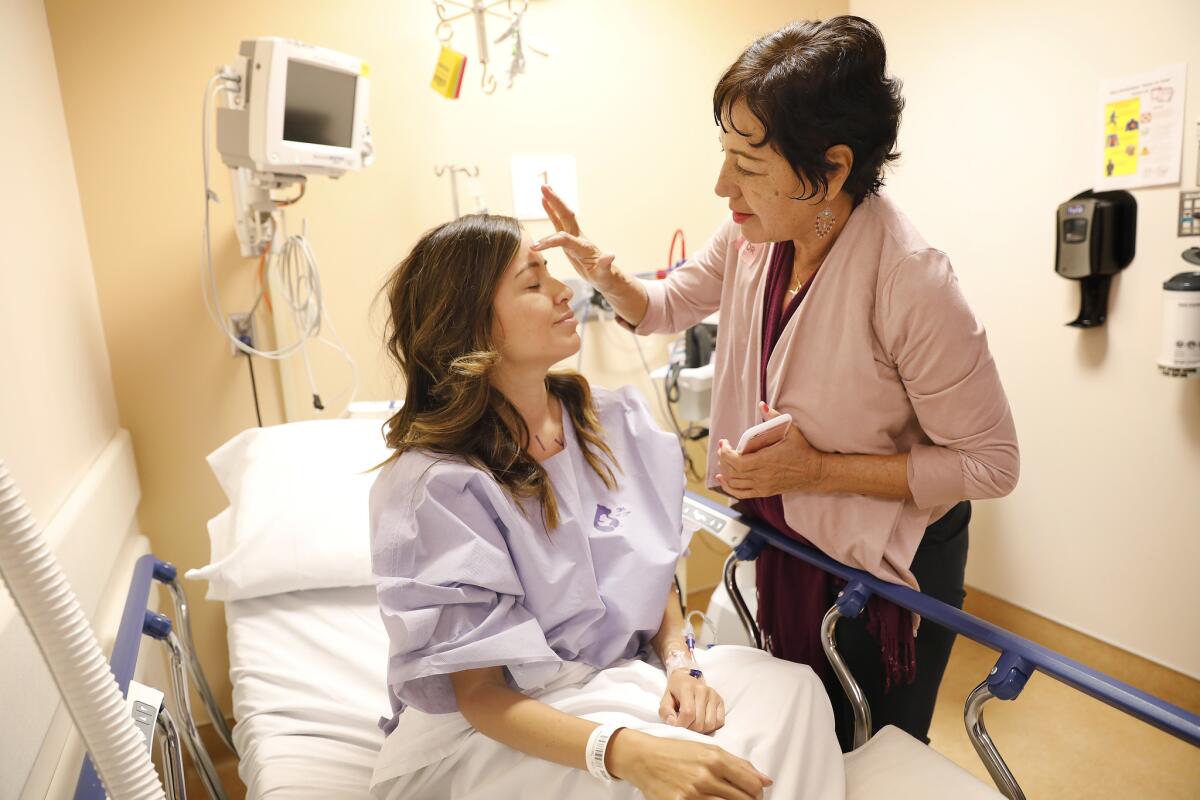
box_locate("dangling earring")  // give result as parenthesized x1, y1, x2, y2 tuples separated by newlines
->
(814, 208, 836, 238)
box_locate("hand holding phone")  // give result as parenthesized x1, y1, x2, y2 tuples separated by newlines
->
(735, 413, 792, 455)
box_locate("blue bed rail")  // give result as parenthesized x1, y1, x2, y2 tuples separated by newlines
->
(73, 555, 227, 800)
(73, 554, 159, 800)
(685, 491, 1200, 748)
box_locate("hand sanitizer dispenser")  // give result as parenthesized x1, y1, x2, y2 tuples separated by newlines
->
(1055, 189, 1137, 327)
(1157, 249, 1200, 378)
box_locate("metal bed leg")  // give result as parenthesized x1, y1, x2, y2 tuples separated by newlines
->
(164, 630, 229, 800)
(156, 707, 188, 800)
(722, 552, 762, 650)
(822, 581, 874, 750)
(964, 651, 1032, 800)
(821, 605, 873, 750)
(965, 681, 1026, 800)
(725, 549, 877, 750)
(155, 563, 237, 756)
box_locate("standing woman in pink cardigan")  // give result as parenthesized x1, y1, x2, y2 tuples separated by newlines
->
(534, 15, 1019, 751)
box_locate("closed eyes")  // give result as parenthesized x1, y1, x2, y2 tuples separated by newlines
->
(720, 146, 762, 177)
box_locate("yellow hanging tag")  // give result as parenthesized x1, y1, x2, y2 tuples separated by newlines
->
(431, 46, 468, 99)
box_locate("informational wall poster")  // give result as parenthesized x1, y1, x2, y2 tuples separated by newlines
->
(1098, 64, 1186, 190)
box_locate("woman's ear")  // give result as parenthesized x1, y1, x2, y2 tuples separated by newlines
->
(824, 145, 855, 201)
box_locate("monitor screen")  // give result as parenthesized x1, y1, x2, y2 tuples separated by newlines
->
(283, 60, 357, 148)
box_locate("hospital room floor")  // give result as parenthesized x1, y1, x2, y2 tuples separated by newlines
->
(187, 585, 1199, 800)
(924, 588, 1200, 798)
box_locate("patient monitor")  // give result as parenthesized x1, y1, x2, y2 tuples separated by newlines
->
(215, 38, 374, 255)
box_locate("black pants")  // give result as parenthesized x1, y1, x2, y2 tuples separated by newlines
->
(822, 501, 971, 752)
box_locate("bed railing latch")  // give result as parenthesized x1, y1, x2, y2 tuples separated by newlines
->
(834, 579, 871, 620)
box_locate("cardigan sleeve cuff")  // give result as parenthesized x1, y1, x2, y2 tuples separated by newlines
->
(630, 277, 669, 334)
(907, 443, 966, 510)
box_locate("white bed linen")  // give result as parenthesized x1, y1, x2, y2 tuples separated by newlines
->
(225, 585, 389, 799)
(222, 587, 1003, 800)
(374, 644, 846, 799)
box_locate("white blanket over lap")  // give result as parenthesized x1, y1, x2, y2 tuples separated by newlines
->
(373, 645, 845, 800)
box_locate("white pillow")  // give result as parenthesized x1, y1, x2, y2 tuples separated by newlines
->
(186, 419, 393, 601)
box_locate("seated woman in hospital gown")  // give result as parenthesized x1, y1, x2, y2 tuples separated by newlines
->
(369, 213, 844, 800)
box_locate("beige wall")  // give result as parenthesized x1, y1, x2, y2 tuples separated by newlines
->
(0, 0, 119, 531)
(43, 0, 846, 716)
(852, 0, 1200, 676)
(0, 0, 123, 789)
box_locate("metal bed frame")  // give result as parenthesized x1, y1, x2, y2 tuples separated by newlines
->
(73, 508, 1198, 798)
(73, 555, 232, 800)
(685, 491, 1200, 799)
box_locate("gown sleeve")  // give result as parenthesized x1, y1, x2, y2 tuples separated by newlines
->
(611, 385, 693, 554)
(372, 468, 562, 714)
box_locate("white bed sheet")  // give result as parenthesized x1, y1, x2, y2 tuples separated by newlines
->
(223, 587, 1004, 800)
(225, 585, 389, 799)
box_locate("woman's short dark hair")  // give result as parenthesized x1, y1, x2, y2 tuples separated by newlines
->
(713, 16, 904, 204)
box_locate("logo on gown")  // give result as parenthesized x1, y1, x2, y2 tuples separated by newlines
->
(593, 504, 629, 532)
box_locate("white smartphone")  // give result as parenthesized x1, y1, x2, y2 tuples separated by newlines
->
(735, 413, 792, 455)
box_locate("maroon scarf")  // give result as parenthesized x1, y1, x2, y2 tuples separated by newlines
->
(738, 240, 916, 691)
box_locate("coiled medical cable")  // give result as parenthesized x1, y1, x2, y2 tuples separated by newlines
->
(0, 460, 165, 799)
(200, 72, 359, 415)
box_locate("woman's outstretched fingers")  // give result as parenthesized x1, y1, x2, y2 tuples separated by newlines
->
(532, 231, 578, 252)
(540, 184, 580, 235)
(718, 755, 771, 797)
(540, 196, 565, 232)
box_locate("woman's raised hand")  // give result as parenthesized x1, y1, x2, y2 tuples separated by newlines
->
(609, 731, 774, 800)
(532, 185, 619, 290)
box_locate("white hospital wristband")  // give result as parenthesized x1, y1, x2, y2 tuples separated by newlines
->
(585, 723, 625, 783)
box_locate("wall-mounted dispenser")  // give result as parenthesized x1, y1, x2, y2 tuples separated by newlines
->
(1157, 248, 1200, 378)
(1055, 189, 1137, 327)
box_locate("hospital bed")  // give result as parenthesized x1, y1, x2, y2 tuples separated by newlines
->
(165, 420, 1197, 799)
(223, 585, 386, 798)
(687, 492, 1200, 799)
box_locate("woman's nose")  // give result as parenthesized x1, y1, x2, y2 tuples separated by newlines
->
(554, 280, 573, 305)
(714, 167, 736, 199)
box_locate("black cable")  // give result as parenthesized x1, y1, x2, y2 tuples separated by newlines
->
(245, 354, 263, 427)
(665, 361, 682, 403)
(662, 371, 703, 481)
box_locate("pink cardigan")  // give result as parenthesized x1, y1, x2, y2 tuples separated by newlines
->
(635, 193, 1019, 590)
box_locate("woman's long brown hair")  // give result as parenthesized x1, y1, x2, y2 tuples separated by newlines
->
(379, 214, 618, 529)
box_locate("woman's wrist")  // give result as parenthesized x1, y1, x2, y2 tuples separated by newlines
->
(604, 727, 648, 781)
(807, 452, 912, 500)
(805, 450, 832, 492)
(655, 637, 687, 661)
(598, 266, 650, 327)
(664, 649, 702, 680)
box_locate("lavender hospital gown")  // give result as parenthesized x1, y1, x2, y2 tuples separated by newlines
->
(369, 386, 844, 799)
